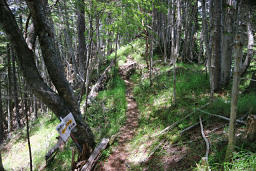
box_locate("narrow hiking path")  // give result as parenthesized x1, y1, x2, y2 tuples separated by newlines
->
(99, 57, 139, 171)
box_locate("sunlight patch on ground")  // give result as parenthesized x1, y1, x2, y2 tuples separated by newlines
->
(2, 115, 59, 170)
(127, 134, 155, 165)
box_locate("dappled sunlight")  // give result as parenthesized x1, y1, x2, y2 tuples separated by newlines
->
(127, 136, 154, 165)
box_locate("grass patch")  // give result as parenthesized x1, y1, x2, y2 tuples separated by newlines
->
(86, 69, 127, 142)
(224, 151, 256, 170)
(108, 39, 146, 66)
(1, 114, 71, 170)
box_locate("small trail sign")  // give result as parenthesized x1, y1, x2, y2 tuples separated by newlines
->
(56, 113, 77, 142)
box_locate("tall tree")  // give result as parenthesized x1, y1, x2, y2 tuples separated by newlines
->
(225, 2, 245, 159)
(7, 45, 12, 132)
(0, 79, 4, 171)
(220, 0, 234, 86)
(77, 0, 87, 79)
(225, 30, 244, 161)
(11, 48, 22, 128)
(211, 0, 222, 91)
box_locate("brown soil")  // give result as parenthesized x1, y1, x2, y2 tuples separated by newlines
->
(97, 59, 139, 171)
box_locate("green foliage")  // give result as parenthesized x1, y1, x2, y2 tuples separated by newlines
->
(176, 68, 209, 96)
(223, 151, 256, 170)
(201, 93, 256, 118)
(209, 147, 256, 171)
(45, 139, 74, 171)
(86, 70, 127, 141)
(238, 93, 256, 114)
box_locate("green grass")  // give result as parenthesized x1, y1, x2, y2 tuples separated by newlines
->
(224, 151, 256, 170)
(86, 71, 127, 142)
(209, 147, 256, 171)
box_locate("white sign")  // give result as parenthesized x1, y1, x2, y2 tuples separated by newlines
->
(56, 113, 77, 142)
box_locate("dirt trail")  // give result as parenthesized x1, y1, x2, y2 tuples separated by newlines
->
(99, 59, 139, 171)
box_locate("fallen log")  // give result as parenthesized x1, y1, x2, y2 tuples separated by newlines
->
(80, 138, 109, 171)
(81, 60, 114, 113)
(119, 60, 137, 79)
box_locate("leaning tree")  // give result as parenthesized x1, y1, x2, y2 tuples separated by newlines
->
(0, 0, 95, 153)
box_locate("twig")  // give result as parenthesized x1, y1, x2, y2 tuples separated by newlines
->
(197, 109, 246, 125)
(199, 116, 210, 161)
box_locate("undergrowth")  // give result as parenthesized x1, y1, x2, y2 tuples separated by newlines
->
(1, 113, 72, 170)
(128, 41, 256, 170)
(3, 39, 256, 170)
(86, 69, 127, 142)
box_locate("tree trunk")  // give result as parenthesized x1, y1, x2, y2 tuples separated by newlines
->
(149, 2, 154, 87)
(240, 8, 254, 75)
(0, 0, 95, 151)
(7, 44, 13, 132)
(226, 31, 244, 161)
(220, 0, 234, 86)
(202, 0, 213, 97)
(96, 16, 101, 76)
(173, 0, 181, 105)
(170, 0, 175, 64)
(83, 1, 94, 114)
(77, 0, 87, 79)
(211, 0, 222, 91)
(0, 78, 4, 171)
(24, 86, 33, 171)
(11, 48, 22, 128)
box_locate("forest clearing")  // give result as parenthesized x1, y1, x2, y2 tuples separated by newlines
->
(0, 0, 256, 170)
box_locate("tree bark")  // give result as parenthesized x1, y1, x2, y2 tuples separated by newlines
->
(211, 0, 222, 91)
(221, 0, 234, 86)
(76, 0, 87, 79)
(0, 0, 95, 151)
(226, 31, 244, 161)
